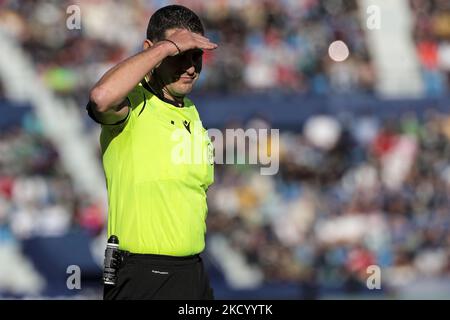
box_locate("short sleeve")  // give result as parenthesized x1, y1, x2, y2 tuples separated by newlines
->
(100, 85, 147, 135)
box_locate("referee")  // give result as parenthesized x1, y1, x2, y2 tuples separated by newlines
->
(87, 5, 218, 300)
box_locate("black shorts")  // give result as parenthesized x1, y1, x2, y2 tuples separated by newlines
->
(103, 253, 214, 300)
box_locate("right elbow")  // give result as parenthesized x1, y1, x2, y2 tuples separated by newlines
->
(89, 86, 110, 113)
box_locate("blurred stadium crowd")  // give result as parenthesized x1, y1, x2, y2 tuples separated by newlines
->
(0, 113, 106, 235)
(207, 111, 450, 296)
(2, 0, 450, 102)
(411, 0, 450, 96)
(1, 0, 450, 298)
(0, 0, 376, 107)
(0, 117, 104, 295)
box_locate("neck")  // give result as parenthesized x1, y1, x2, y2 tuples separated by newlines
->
(148, 76, 184, 108)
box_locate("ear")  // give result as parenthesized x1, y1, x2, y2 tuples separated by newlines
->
(143, 39, 153, 50)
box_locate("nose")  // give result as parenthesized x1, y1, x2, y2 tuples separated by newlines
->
(181, 52, 197, 75)
(185, 65, 196, 76)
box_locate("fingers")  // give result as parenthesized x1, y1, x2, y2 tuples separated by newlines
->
(191, 34, 218, 50)
(174, 30, 218, 51)
(196, 39, 218, 50)
(191, 33, 218, 45)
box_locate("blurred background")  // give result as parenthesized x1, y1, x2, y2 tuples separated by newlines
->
(1, 0, 450, 299)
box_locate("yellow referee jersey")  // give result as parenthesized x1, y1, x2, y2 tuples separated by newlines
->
(99, 82, 214, 256)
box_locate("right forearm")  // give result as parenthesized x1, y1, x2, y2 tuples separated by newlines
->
(89, 41, 172, 112)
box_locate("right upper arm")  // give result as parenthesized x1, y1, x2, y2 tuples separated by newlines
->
(87, 98, 130, 125)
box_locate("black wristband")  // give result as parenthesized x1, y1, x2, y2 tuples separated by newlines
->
(162, 39, 181, 55)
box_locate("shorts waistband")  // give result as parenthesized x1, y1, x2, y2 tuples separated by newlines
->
(120, 250, 201, 265)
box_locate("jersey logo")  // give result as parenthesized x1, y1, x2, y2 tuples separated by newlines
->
(152, 270, 169, 275)
(183, 120, 191, 133)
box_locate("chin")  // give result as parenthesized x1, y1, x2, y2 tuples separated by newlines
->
(173, 84, 194, 96)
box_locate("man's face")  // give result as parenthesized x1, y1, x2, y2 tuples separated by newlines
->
(153, 28, 203, 98)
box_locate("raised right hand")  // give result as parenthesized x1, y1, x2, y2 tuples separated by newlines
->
(162, 29, 218, 56)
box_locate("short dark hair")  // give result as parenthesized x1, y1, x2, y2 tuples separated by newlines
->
(146, 5, 204, 42)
